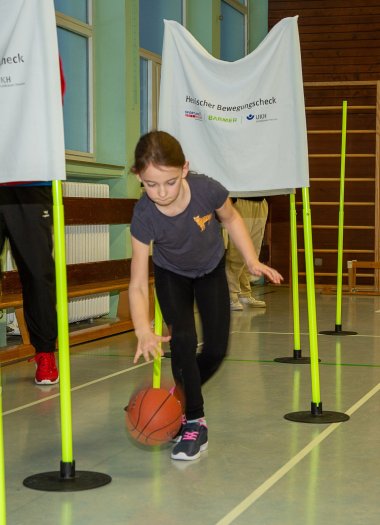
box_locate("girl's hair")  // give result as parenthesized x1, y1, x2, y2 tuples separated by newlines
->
(131, 131, 186, 174)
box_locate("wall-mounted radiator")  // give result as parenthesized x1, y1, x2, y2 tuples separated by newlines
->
(62, 181, 110, 323)
(5, 181, 111, 331)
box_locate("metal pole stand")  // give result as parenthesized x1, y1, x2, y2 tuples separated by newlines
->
(23, 182, 111, 492)
(285, 401, 350, 423)
(274, 350, 311, 364)
(285, 188, 350, 425)
(320, 102, 357, 338)
(274, 194, 312, 364)
(319, 325, 357, 336)
(23, 461, 111, 492)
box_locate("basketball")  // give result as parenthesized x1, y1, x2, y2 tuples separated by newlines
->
(125, 387, 182, 446)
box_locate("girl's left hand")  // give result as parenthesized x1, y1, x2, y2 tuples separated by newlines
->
(248, 261, 283, 285)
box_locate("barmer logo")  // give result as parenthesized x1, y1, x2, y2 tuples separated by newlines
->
(185, 110, 202, 120)
(246, 114, 255, 121)
(208, 115, 238, 124)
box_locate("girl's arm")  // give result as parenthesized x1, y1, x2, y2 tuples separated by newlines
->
(216, 198, 283, 284)
(129, 236, 171, 363)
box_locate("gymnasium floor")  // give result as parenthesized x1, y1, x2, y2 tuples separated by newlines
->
(1, 285, 380, 524)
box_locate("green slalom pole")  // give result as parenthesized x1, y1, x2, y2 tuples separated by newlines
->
(290, 193, 301, 354)
(0, 373, 6, 525)
(274, 192, 310, 363)
(319, 101, 356, 337)
(24, 185, 111, 490)
(285, 188, 350, 420)
(302, 187, 322, 413)
(52, 180, 74, 471)
(335, 101, 348, 330)
(152, 292, 162, 389)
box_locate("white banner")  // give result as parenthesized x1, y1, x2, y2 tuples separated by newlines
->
(159, 17, 309, 196)
(0, 0, 65, 183)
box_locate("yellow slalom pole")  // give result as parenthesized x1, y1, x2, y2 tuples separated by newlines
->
(0, 372, 6, 525)
(152, 292, 163, 388)
(274, 192, 311, 364)
(24, 181, 112, 489)
(335, 101, 348, 329)
(302, 187, 321, 410)
(319, 101, 356, 336)
(285, 188, 349, 424)
(290, 193, 301, 353)
(24, 181, 111, 490)
(52, 180, 74, 469)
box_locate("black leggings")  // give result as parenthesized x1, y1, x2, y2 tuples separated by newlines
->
(154, 257, 230, 420)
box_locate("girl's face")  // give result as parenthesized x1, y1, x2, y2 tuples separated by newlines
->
(138, 162, 189, 208)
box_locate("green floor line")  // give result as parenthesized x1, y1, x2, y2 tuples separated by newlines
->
(231, 331, 380, 338)
(320, 361, 380, 368)
(225, 358, 280, 364)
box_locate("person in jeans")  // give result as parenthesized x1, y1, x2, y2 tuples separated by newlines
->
(226, 197, 269, 310)
(128, 131, 283, 461)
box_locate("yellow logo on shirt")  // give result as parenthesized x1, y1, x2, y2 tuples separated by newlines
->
(193, 214, 212, 232)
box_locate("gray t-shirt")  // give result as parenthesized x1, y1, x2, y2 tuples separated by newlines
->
(130, 172, 229, 278)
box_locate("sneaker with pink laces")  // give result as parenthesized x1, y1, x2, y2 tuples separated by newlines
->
(171, 422, 208, 461)
(35, 352, 59, 385)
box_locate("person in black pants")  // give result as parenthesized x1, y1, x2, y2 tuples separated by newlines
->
(128, 131, 283, 461)
(0, 56, 65, 384)
(0, 184, 58, 384)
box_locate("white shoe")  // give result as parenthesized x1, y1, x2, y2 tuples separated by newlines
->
(230, 300, 243, 311)
(239, 296, 266, 308)
(249, 276, 260, 284)
(7, 322, 20, 336)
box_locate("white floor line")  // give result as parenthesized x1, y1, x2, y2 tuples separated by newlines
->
(215, 381, 380, 525)
(2, 361, 149, 416)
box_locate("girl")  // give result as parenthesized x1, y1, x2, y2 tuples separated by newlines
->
(129, 131, 283, 461)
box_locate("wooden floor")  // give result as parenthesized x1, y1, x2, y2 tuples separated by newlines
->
(1, 285, 380, 524)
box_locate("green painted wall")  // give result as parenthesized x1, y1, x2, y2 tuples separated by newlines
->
(248, 0, 268, 51)
(186, 0, 220, 57)
(93, 0, 126, 169)
(124, 0, 142, 202)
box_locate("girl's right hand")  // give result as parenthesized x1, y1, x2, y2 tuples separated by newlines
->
(133, 331, 171, 364)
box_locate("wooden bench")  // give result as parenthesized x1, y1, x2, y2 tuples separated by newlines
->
(0, 196, 154, 364)
(347, 260, 380, 295)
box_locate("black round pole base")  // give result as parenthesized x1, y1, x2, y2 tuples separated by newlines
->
(284, 402, 350, 424)
(274, 349, 319, 364)
(274, 356, 311, 364)
(319, 324, 357, 336)
(23, 461, 112, 492)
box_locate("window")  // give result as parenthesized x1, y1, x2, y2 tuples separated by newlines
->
(139, 0, 183, 132)
(220, 0, 247, 62)
(139, 0, 183, 56)
(55, 1, 93, 157)
(54, 0, 88, 23)
(139, 52, 161, 135)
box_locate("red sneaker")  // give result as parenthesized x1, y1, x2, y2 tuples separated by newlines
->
(35, 352, 59, 385)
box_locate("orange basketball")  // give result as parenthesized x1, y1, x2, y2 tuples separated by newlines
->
(125, 387, 182, 446)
